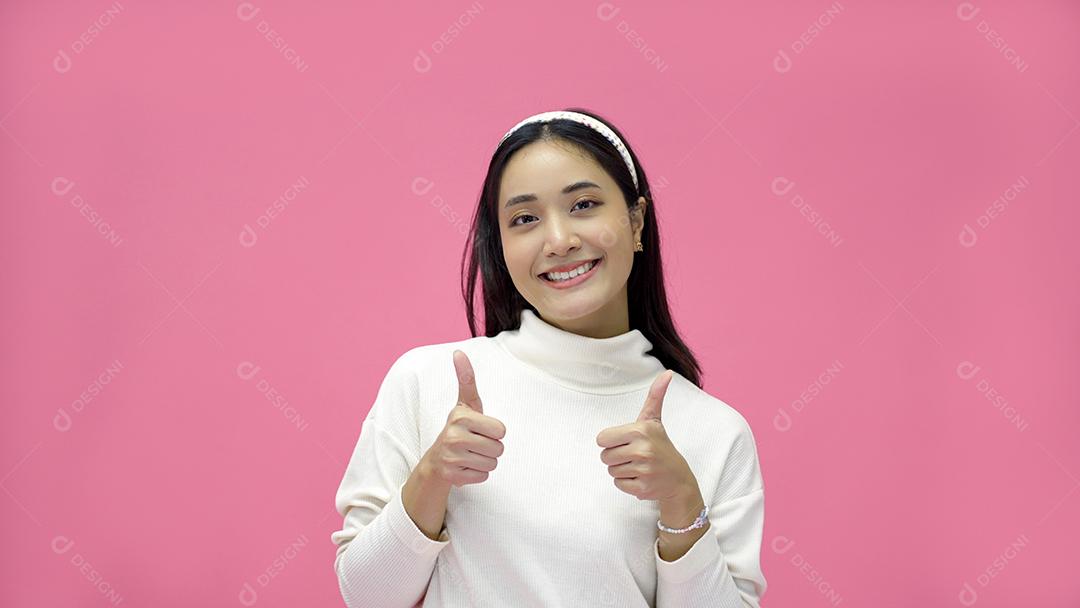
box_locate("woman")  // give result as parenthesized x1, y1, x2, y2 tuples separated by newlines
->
(331, 108, 767, 607)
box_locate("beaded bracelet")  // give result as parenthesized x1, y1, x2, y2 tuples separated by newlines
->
(657, 504, 710, 534)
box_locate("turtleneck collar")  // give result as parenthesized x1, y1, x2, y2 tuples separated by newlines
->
(492, 308, 666, 395)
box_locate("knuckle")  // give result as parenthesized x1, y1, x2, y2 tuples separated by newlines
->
(446, 429, 468, 447)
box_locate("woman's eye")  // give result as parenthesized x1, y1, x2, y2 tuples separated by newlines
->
(510, 200, 601, 227)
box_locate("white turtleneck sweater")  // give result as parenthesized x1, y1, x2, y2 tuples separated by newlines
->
(331, 309, 767, 608)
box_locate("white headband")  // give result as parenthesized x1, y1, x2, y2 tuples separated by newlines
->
(498, 110, 639, 192)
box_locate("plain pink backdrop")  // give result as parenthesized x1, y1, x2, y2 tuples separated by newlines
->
(2, 1, 1078, 606)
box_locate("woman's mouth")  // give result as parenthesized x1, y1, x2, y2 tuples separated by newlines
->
(538, 258, 602, 289)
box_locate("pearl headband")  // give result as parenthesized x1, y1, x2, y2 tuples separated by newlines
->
(499, 110, 639, 192)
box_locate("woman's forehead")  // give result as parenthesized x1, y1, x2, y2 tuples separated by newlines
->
(499, 141, 614, 200)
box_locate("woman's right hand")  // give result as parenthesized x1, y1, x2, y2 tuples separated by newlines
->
(421, 349, 506, 488)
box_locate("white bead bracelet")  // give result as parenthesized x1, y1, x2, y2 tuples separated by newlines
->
(657, 504, 709, 534)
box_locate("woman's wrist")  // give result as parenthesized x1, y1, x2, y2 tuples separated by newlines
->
(402, 457, 452, 541)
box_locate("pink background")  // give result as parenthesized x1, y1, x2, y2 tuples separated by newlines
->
(3, 1, 1078, 606)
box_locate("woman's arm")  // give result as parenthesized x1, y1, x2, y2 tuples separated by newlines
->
(331, 351, 452, 608)
(654, 419, 768, 608)
(401, 456, 452, 540)
(656, 488, 711, 562)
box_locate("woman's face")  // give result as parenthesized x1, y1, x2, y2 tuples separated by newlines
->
(497, 139, 647, 336)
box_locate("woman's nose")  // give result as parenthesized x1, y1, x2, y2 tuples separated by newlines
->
(542, 218, 581, 256)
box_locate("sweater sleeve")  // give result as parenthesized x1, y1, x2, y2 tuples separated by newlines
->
(330, 350, 451, 608)
(654, 417, 767, 608)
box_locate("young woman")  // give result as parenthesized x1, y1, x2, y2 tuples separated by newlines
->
(331, 109, 767, 608)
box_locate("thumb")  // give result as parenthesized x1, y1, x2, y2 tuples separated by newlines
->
(636, 370, 673, 423)
(453, 349, 483, 414)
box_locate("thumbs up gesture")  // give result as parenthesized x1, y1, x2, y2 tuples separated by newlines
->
(420, 350, 507, 488)
(596, 370, 698, 503)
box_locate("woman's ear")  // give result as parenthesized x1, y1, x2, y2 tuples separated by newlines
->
(631, 196, 648, 242)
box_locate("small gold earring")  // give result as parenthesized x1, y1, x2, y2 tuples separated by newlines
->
(634, 241, 643, 252)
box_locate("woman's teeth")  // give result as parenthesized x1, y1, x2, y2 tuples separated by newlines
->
(544, 259, 597, 282)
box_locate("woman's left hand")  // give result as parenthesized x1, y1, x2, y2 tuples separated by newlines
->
(596, 370, 699, 503)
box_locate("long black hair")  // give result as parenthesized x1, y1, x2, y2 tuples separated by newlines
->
(460, 107, 702, 388)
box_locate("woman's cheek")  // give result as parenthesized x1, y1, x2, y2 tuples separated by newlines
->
(596, 224, 620, 249)
(513, 258, 532, 284)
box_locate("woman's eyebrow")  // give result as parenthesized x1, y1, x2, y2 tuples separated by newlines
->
(504, 180, 602, 209)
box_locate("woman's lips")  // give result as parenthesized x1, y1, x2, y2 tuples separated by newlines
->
(539, 257, 602, 289)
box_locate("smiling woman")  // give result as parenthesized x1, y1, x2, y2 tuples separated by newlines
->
(331, 108, 768, 608)
(467, 108, 700, 358)
(497, 139, 642, 336)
